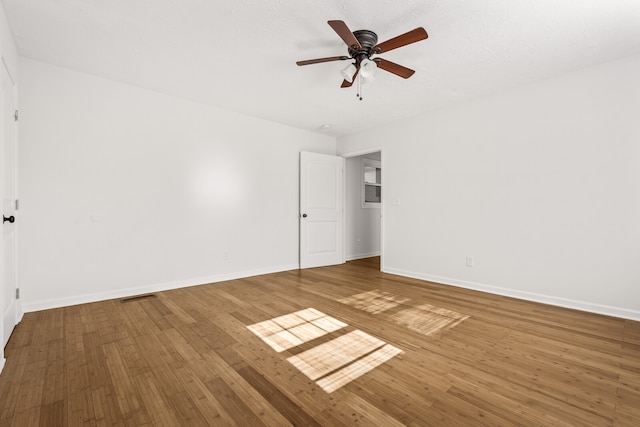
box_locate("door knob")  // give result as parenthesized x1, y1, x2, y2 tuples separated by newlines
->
(3, 215, 15, 224)
(302, 213, 308, 218)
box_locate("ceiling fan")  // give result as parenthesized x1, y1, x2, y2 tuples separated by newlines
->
(296, 20, 428, 96)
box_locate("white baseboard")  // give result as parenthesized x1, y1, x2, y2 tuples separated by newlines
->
(22, 263, 299, 313)
(22, 262, 640, 322)
(16, 302, 23, 324)
(0, 356, 5, 376)
(346, 252, 381, 261)
(382, 266, 640, 322)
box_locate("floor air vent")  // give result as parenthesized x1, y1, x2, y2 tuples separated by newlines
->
(121, 294, 157, 303)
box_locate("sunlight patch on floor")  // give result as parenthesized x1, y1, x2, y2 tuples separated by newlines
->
(248, 309, 403, 393)
(338, 290, 410, 314)
(287, 330, 385, 380)
(389, 304, 469, 336)
(247, 308, 346, 352)
(339, 290, 469, 336)
(315, 344, 403, 393)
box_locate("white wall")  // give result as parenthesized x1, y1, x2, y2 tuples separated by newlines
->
(0, 5, 17, 80)
(345, 154, 381, 260)
(338, 54, 640, 320)
(19, 58, 335, 311)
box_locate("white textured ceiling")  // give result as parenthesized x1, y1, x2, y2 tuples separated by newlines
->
(3, 0, 640, 137)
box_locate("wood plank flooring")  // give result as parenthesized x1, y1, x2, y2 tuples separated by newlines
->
(1, 257, 639, 426)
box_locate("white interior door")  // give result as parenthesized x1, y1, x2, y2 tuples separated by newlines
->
(1, 62, 18, 349)
(300, 151, 344, 268)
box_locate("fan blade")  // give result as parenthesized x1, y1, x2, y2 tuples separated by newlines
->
(373, 27, 428, 54)
(374, 58, 415, 79)
(328, 20, 362, 50)
(341, 68, 360, 88)
(296, 56, 350, 66)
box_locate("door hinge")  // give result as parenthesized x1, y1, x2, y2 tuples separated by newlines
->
(16, 288, 20, 299)
(15, 199, 19, 211)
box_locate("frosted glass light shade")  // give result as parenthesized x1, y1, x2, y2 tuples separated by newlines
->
(360, 59, 377, 80)
(341, 63, 357, 82)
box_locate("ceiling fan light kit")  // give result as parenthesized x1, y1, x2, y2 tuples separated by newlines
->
(296, 20, 428, 100)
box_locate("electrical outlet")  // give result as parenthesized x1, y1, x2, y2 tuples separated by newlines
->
(465, 256, 474, 267)
(223, 251, 229, 260)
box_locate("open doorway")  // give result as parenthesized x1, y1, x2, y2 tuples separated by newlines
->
(344, 151, 382, 268)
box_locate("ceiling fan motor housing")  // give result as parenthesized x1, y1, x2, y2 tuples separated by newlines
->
(349, 30, 378, 63)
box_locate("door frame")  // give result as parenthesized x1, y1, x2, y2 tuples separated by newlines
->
(1, 57, 20, 365)
(341, 147, 384, 270)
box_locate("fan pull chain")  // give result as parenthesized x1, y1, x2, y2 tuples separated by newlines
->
(357, 73, 363, 101)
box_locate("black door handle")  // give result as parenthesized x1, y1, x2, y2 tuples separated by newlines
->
(302, 213, 308, 218)
(3, 215, 15, 224)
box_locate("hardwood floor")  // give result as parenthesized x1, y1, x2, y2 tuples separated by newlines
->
(1, 257, 639, 426)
